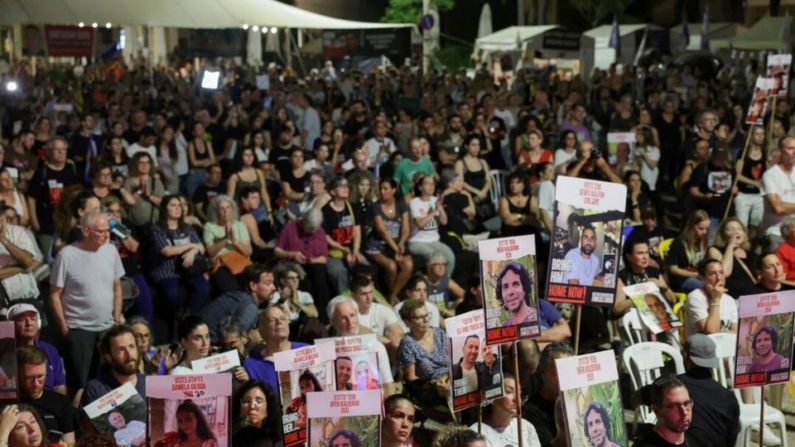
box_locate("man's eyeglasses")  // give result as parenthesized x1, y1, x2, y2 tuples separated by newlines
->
(409, 314, 430, 322)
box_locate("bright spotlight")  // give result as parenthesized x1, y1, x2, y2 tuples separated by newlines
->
(201, 71, 221, 90)
(105, 22, 112, 28)
(242, 24, 249, 30)
(6, 81, 18, 92)
(92, 22, 98, 28)
(252, 25, 259, 32)
(270, 27, 277, 33)
(78, 22, 85, 27)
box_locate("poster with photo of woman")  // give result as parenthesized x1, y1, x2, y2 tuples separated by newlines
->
(146, 374, 232, 447)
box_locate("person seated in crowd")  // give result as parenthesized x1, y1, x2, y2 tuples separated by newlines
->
(614, 237, 675, 316)
(268, 262, 327, 343)
(231, 380, 282, 447)
(667, 210, 710, 294)
(82, 325, 146, 406)
(708, 218, 758, 298)
(630, 206, 675, 267)
(565, 141, 621, 183)
(7, 305, 65, 394)
(454, 135, 493, 213)
(522, 342, 573, 447)
(471, 375, 541, 447)
(287, 169, 330, 221)
(367, 177, 413, 305)
(500, 171, 537, 238)
(348, 276, 403, 352)
(394, 275, 442, 332)
(280, 147, 309, 207)
(326, 296, 396, 396)
(169, 316, 249, 384)
(398, 298, 449, 407)
(774, 216, 795, 281)
(432, 426, 487, 447)
(349, 171, 377, 240)
(150, 194, 210, 316)
(238, 187, 274, 263)
(244, 305, 307, 393)
(16, 346, 77, 445)
(684, 259, 738, 338)
(203, 194, 252, 294)
(0, 403, 50, 447)
(634, 376, 699, 447)
(456, 275, 483, 316)
(409, 173, 455, 277)
(624, 170, 650, 222)
(127, 316, 164, 375)
(0, 215, 43, 303)
(322, 176, 366, 295)
(123, 152, 164, 228)
(0, 168, 31, 228)
(425, 253, 465, 318)
(226, 147, 273, 216)
(381, 395, 417, 447)
(191, 164, 224, 222)
(751, 253, 792, 294)
(536, 300, 572, 350)
(394, 138, 436, 198)
(198, 264, 276, 344)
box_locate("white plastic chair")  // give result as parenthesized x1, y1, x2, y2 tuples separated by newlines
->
(488, 169, 508, 209)
(708, 333, 788, 447)
(619, 309, 646, 346)
(622, 342, 685, 435)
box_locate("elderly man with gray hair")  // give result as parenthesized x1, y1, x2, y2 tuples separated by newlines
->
(775, 215, 795, 281)
(275, 207, 331, 322)
(325, 296, 396, 396)
(50, 209, 124, 405)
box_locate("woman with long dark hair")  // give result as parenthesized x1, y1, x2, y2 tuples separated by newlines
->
(232, 380, 283, 447)
(175, 400, 218, 447)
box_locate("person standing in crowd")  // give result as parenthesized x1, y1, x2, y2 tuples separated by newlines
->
(51, 210, 124, 406)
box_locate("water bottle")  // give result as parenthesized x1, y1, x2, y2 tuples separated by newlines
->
(109, 217, 132, 240)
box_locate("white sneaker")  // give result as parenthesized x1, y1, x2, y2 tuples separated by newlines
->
(751, 426, 782, 446)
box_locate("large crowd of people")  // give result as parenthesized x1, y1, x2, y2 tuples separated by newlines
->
(0, 52, 789, 446)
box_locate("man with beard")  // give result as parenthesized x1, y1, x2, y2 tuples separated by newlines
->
(451, 335, 485, 394)
(335, 356, 353, 391)
(635, 376, 696, 447)
(81, 325, 146, 406)
(562, 226, 603, 286)
(750, 327, 785, 372)
(498, 262, 536, 326)
(436, 114, 466, 166)
(16, 346, 77, 445)
(583, 402, 620, 447)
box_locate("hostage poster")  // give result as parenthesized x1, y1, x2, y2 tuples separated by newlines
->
(746, 78, 775, 125)
(767, 54, 792, 97)
(83, 382, 147, 447)
(557, 350, 628, 447)
(734, 291, 795, 388)
(479, 235, 540, 345)
(446, 310, 504, 411)
(546, 176, 626, 306)
(146, 374, 232, 447)
(623, 282, 682, 333)
(306, 390, 382, 447)
(274, 342, 337, 447)
(322, 334, 383, 392)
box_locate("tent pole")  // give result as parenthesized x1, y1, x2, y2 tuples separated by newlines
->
(288, 30, 307, 78)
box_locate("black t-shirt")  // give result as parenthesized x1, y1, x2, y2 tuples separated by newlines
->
(522, 375, 557, 447)
(737, 153, 765, 194)
(631, 226, 677, 264)
(618, 266, 663, 286)
(21, 390, 78, 436)
(282, 169, 308, 197)
(322, 202, 356, 250)
(666, 236, 703, 290)
(690, 161, 734, 218)
(192, 184, 224, 211)
(635, 430, 701, 447)
(485, 116, 507, 169)
(122, 128, 141, 147)
(28, 163, 80, 234)
(272, 145, 300, 180)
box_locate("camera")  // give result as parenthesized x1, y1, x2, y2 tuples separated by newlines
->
(590, 148, 602, 159)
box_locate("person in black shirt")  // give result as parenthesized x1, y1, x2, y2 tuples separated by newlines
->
(614, 237, 676, 317)
(566, 141, 621, 183)
(635, 376, 697, 447)
(522, 342, 574, 447)
(192, 164, 224, 222)
(630, 207, 676, 267)
(688, 142, 737, 240)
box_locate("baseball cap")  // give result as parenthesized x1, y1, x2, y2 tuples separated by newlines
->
(684, 334, 720, 369)
(7, 303, 39, 320)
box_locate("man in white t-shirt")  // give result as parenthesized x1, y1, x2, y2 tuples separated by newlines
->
(684, 259, 738, 339)
(364, 121, 396, 166)
(327, 296, 396, 397)
(494, 94, 516, 134)
(761, 136, 795, 251)
(298, 93, 321, 154)
(349, 276, 403, 351)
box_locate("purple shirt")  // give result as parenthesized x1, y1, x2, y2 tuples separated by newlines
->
(35, 340, 65, 390)
(276, 220, 328, 259)
(750, 353, 785, 373)
(560, 121, 592, 143)
(243, 341, 308, 393)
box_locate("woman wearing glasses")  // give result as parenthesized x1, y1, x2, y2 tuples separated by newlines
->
(268, 262, 326, 343)
(232, 380, 283, 447)
(398, 298, 449, 408)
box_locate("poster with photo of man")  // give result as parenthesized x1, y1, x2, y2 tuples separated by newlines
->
(446, 310, 504, 411)
(323, 334, 382, 392)
(623, 282, 682, 333)
(479, 235, 540, 345)
(557, 350, 628, 447)
(274, 342, 337, 447)
(734, 291, 795, 388)
(83, 383, 147, 447)
(306, 390, 382, 447)
(546, 176, 627, 306)
(746, 78, 774, 125)
(146, 374, 232, 447)
(606, 133, 635, 167)
(767, 54, 792, 97)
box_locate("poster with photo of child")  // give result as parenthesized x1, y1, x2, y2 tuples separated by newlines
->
(479, 235, 540, 345)
(83, 383, 147, 447)
(557, 350, 628, 447)
(767, 54, 792, 97)
(274, 342, 337, 447)
(734, 291, 795, 388)
(446, 310, 504, 411)
(606, 133, 635, 167)
(146, 374, 232, 447)
(623, 282, 682, 333)
(546, 176, 627, 307)
(306, 390, 382, 447)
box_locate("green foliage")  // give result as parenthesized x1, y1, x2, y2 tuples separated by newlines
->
(567, 0, 635, 27)
(434, 45, 472, 73)
(381, 0, 456, 24)
(563, 381, 628, 447)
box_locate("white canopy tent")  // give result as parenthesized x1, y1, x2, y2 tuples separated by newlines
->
(475, 25, 581, 71)
(0, 0, 411, 29)
(580, 23, 663, 79)
(711, 16, 792, 51)
(669, 22, 746, 54)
